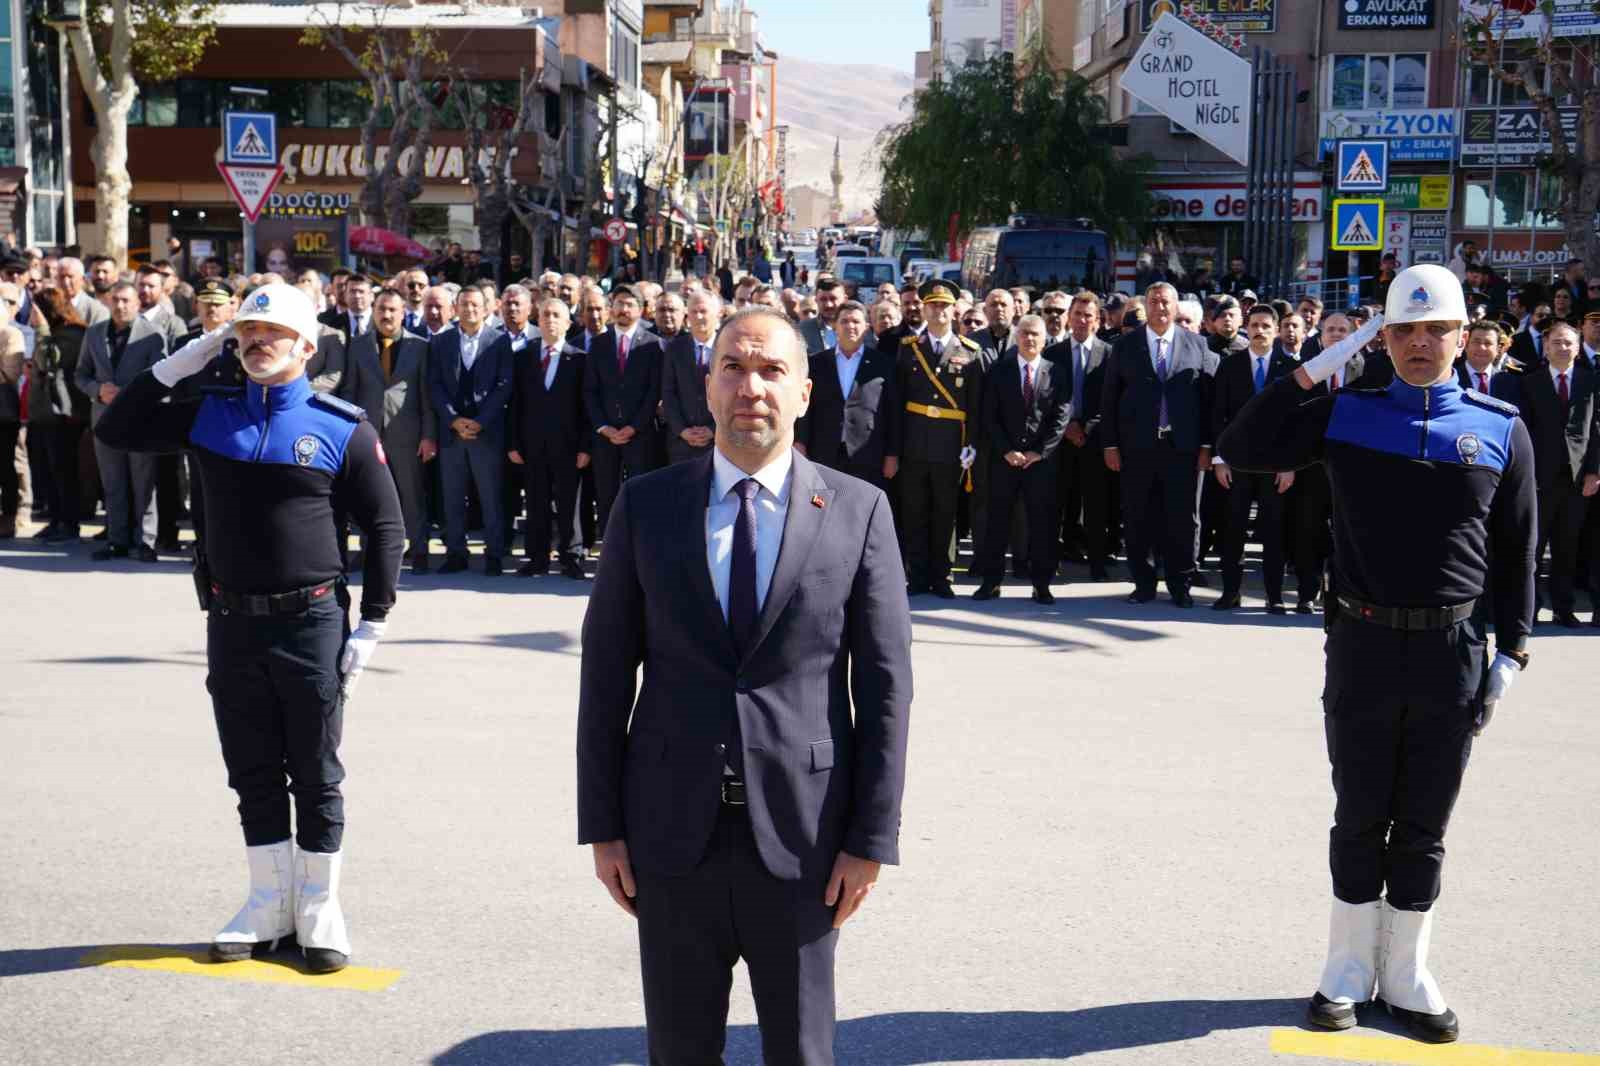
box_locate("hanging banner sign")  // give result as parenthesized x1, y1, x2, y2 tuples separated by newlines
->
(1120, 12, 1254, 165)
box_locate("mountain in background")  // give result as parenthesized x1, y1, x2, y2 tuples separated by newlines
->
(775, 56, 913, 217)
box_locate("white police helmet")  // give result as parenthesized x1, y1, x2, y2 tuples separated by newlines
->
(1384, 264, 1468, 326)
(233, 282, 320, 352)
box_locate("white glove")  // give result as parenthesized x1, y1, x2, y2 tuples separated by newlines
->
(152, 323, 232, 387)
(338, 619, 388, 702)
(1475, 652, 1520, 736)
(959, 445, 977, 470)
(1299, 314, 1384, 386)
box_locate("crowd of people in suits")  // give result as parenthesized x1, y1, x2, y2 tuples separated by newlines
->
(4, 243, 1597, 625)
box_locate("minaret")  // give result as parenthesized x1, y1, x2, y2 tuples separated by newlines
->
(829, 138, 844, 224)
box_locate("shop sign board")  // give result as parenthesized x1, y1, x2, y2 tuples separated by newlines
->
(1408, 212, 1448, 264)
(1460, 106, 1581, 165)
(1120, 13, 1254, 165)
(1338, 0, 1435, 30)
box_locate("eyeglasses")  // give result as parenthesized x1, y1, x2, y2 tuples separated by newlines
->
(406, 281, 427, 289)
(962, 316, 985, 328)
(1040, 307, 1067, 316)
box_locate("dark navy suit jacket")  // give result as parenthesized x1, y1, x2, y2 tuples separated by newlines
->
(427, 325, 510, 445)
(576, 450, 913, 881)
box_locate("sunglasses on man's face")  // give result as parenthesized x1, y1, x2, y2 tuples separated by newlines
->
(962, 316, 985, 328)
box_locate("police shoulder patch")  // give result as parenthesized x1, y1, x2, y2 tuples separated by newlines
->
(1460, 390, 1518, 418)
(308, 393, 368, 421)
(900, 335, 918, 345)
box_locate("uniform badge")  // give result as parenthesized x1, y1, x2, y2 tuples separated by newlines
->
(254, 291, 271, 310)
(955, 377, 964, 388)
(1407, 285, 1433, 314)
(1456, 432, 1481, 465)
(293, 435, 319, 466)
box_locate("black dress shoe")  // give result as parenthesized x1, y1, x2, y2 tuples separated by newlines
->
(1266, 601, 1288, 615)
(93, 528, 109, 541)
(410, 553, 430, 574)
(1384, 1002, 1459, 1044)
(438, 554, 469, 574)
(1171, 591, 1195, 608)
(33, 522, 61, 540)
(1126, 588, 1157, 604)
(1555, 609, 1582, 628)
(1306, 991, 1357, 1031)
(1060, 549, 1087, 565)
(1296, 601, 1315, 615)
(972, 581, 1001, 601)
(1211, 595, 1241, 611)
(91, 545, 129, 561)
(930, 580, 956, 599)
(1031, 586, 1055, 605)
(135, 545, 159, 563)
(517, 560, 549, 577)
(484, 556, 503, 576)
(303, 947, 349, 975)
(155, 538, 183, 553)
(561, 559, 586, 579)
(1189, 572, 1209, 589)
(906, 582, 929, 596)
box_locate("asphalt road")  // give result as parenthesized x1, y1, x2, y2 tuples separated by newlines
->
(4, 529, 1597, 1066)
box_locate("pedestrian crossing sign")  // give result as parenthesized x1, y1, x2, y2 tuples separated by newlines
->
(223, 111, 277, 165)
(1336, 140, 1388, 192)
(1331, 199, 1384, 251)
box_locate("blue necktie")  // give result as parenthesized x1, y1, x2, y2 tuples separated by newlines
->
(1254, 357, 1266, 393)
(1155, 338, 1169, 430)
(1071, 343, 1085, 415)
(729, 478, 760, 656)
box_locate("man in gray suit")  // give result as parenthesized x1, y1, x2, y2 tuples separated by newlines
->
(797, 277, 843, 355)
(75, 282, 167, 561)
(135, 265, 187, 351)
(578, 307, 913, 1065)
(659, 289, 720, 464)
(1050, 290, 1115, 579)
(60, 257, 110, 326)
(340, 287, 437, 571)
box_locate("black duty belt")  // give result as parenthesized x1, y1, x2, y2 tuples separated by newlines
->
(721, 777, 747, 806)
(1337, 594, 1476, 631)
(211, 579, 340, 617)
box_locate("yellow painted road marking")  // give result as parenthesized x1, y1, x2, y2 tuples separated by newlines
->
(81, 946, 402, 991)
(1272, 1029, 1600, 1064)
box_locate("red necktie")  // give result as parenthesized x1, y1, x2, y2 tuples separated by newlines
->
(617, 331, 630, 373)
(1478, 372, 1488, 393)
(1022, 361, 1035, 408)
(1559, 371, 1569, 407)
(540, 346, 552, 377)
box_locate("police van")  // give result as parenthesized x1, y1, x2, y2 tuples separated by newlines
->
(960, 215, 1112, 300)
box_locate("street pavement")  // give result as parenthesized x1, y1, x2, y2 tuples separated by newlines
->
(3, 527, 1598, 1066)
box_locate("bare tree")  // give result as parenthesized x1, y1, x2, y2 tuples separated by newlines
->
(454, 70, 551, 277)
(61, 0, 221, 263)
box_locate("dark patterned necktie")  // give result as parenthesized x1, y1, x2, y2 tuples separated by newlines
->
(1022, 360, 1035, 409)
(729, 478, 760, 655)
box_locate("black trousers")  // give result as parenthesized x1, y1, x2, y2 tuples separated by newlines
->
(979, 455, 1059, 584)
(1323, 614, 1481, 911)
(636, 804, 838, 1066)
(1121, 446, 1201, 596)
(1197, 471, 1226, 564)
(579, 463, 597, 549)
(1220, 471, 1287, 602)
(1537, 481, 1590, 613)
(593, 436, 658, 539)
(0, 421, 20, 517)
(155, 452, 187, 543)
(520, 449, 580, 565)
(206, 594, 348, 853)
(898, 458, 961, 585)
(1057, 440, 1110, 565)
(1294, 464, 1332, 601)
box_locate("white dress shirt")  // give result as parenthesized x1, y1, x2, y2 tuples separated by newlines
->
(349, 311, 369, 336)
(706, 446, 792, 621)
(540, 340, 562, 390)
(835, 343, 866, 397)
(1146, 325, 1177, 366)
(1018, 353, 1042, 392)
(691, 334, 715, 369)
(924, 328, 956, 358)
(458, 326, 485, 370)
(1467, 362, 1495, 392)
(1549, 362, 1574, 392)
(509, 324, 537, 352)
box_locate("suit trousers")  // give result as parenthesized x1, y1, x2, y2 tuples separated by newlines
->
(0, 421, 19, 518)
(978, 455, 1059, 584)
(1537, 481, 1590, 613)
(92, 436, 158, 549)
(155, 453, 187, 543)
(520, 450, 580, 564)
(383, 439, 428, 554)
(1058, 440, 1110, 565)
(636, 804, 839, 1066)
(206, 594, 348, 853)
(1294, 464, 1332, 602)
(1323, 614, 1480, 911)
(898, 458, 961, 585)
(1220, 471, 1287, 602)
(440, 435, 506, 557)
(593, 436, 658, 539)
(32, 420, 84, 529)
(1120, 446, 1201, 595)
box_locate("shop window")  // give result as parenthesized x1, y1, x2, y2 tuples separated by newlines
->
(141, 83, 178, 127)
(1329, 53, 1428, 109)
(177, 78, 215, 128)
(0, 42, 14, 166)
(326, 81, 367, 129)
(1464, 173, 1530, 228)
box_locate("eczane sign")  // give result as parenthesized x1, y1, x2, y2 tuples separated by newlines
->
(1120, 12, 1253, 165)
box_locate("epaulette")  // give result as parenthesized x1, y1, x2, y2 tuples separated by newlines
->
(309, 392, 368, 421)
(901, 335, 917, 345)
(959, 336, 979, 350)
(1461, 390, 1519, 417)
(1500, 356, 1525, 373)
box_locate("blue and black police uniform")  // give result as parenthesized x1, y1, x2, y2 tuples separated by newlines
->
(96, 358, 403, 854)
(1218, 372, 1535, 911)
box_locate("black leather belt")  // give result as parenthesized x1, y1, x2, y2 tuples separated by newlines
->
(1337, 594, 1476, 631)
(211, 579, 339, 617)
(721, 778, 747, 806)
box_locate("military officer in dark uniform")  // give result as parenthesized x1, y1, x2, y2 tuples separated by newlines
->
(1218, 266, 1535, 1045)
(895, 279, 981, 598)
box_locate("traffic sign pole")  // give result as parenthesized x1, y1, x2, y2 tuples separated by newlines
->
(1347, 252, 1360, 310)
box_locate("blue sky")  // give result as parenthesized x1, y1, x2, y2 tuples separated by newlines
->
(757, 0, 926, 73)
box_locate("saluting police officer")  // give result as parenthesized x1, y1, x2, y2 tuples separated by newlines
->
(895, 278, 982, 598)
(95, 283, 405, 975)
(1218, 265, 1535, 1044)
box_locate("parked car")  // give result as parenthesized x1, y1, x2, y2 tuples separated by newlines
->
(960, 215, 1111, 300)
(838, 257, 901, 298)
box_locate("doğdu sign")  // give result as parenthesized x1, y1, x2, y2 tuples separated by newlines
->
(1120, 13, 1253, 165)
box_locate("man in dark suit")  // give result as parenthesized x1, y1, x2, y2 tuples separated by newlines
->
(973, 313, 1072, 603)
(1101, 281, 1219, 606)
(75, 282, 169, 561)
(660, 289, 720, 464)
(427, 287, 510, 574)
(333, 273, 374, 341)
(1211, 304, 1299, 612)
(343, 287, 437, 570)
(798, 277, 844, 354)
(1514, 321, 1600, 626)
(509, 295, 589, 578)
(583, 285, 662, 536)
(967, 288, 1015, 361)
(1049, 291, 1114, 577)
(1454, 319, 1519, 396)
(578, 306, 912, 1066)
(795, 300, 900, 490)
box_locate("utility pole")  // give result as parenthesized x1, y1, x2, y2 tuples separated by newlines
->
(609, 84, 622, 279)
